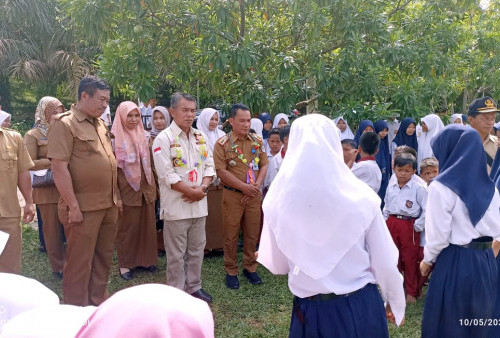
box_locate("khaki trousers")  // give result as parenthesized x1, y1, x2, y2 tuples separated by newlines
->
(222, 189, 261, 275)
(0, 217, 22, 274)
(38, 203, 65, 272)
(59, 203, 118, 306)
(163, 217, 206, 294)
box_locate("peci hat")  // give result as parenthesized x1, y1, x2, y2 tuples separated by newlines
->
(468, 96, 500, 116)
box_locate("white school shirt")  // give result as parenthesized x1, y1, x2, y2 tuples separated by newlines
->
(152, 122, 216, 221)
(351, 159, 382, 193)
(264, 148, 284, 189)
(423, 181, 500, 265)
(383, 175, 427, 231)
(258, 210, 406, 325)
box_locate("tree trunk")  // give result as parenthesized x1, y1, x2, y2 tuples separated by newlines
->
(239, 0, 245, 42)
(0, 75, 11, 111)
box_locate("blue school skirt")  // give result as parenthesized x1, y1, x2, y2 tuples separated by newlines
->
(488, 254, 500, 338)
(289, 283, 389, 338)
(421, 243, 498, 338)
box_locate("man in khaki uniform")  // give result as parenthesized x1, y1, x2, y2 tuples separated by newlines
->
(153, 93, 215, 303)
(48, 76, 121, 306)
(0, 127, 34, 273)
(214, 103, 269, 289)
(468, 97, 499, 174)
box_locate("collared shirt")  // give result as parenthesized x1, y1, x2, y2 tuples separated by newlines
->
(213, 132, 269, 185)
(383, 175, 428, 231)
(0, 127, 34, 217)
(351, 158, 382, 193)
(152, 121, 216, 221)
(264, 147, 284, 189)
(483, 133, 497, 174)
(47, 104, 118, 211)
(424, 181, 500, 264)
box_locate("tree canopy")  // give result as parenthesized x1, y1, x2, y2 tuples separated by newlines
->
(3, 0, 500, 127)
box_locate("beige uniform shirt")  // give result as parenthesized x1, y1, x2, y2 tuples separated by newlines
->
(152, 121, 216, 221)
(0, 128, 34, 217)
(484, 134, 497, 174)
(47, 105, 118, 212)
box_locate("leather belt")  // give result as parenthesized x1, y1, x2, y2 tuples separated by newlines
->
(390, 214, 415, 221)
(300, 284, 368, 302)
(223, 185, 243, 194)
(460, 236, 493, 250)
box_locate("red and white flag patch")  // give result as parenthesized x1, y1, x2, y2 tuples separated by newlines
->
(153, 147, 162, 155)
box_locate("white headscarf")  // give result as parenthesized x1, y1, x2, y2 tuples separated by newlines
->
(196, 108, 226, 151)
(251, 118, 263, 137)
(260, 114, 380, 279)
(417, 114, 445, 166)
(272, 113, 289, 128)
(0, 110, 11, 126)
(150, 106, 171, 138)
(333, 116, 355, 140)
(450, 113, 462, 124)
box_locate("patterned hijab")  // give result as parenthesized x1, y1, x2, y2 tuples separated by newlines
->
(111, 101, 152, 191)
(34, 97, 64, 136)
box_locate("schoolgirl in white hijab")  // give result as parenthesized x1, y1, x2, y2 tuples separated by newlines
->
(333, 116, 355, 140)
(417, 113, 445, 166)
(258, 114, 405, 337)
(272, 113, 289, 128)
(0, 110, 11, 128)
(250, 118, 263, 137)
(450, 113, 462, 124)
(196, 108, 226, 151)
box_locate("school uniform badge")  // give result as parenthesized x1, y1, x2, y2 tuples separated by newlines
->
(405, 200, 413, 208)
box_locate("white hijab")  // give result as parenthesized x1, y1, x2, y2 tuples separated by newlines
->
(260, 114, 380, 279)
(417, 114, 444, 166)
(272, 113, 289, 128)
(0, 111, 11, 126)
(450, 113, 462, 124)
(196, 108, 226, 151)
(333, 116, 355, 140)
(251, 118, 263, 137)
(150, 106, 171, 138)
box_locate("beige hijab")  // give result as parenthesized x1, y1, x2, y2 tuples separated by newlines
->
(35, 96, 64, 136)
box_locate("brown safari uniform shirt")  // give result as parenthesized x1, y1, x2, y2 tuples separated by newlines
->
(484, 134, 498, 174)
(0, 128, 34, 218)
(47, 105, 118, 211)
(24, 128, 60, 204)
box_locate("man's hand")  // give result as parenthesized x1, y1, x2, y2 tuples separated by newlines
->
(182, 186, 206, 203)
(241, 194, 253, 204)
(117, 200, 123, 216)
(242, 184, 260, 197)
(22, 203, 35, 224)
(69, 206, 84, 224)
(420, 261, 432, 277)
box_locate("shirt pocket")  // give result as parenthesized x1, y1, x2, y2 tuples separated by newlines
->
(74, 134, 99, 155)
(2, 148, 18, 172)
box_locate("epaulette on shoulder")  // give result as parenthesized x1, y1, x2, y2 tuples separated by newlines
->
(218, 135, 228, 145)
(55, 112, 72, 120)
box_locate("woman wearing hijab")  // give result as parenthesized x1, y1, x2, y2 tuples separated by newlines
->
(391, 117, 418, 155)
(196, 108, 226, 253)
(420, 125, 500, 337)
(149, 105, 170, 255)
(258, 114, 405, 337)
(334, 116, 355, 140)
(417, 114, 444, 167)
(259, 112, 273, 139)
(374, 120, 391, 206)
(112, 101, 157, 281)
(353, 119, 375, 147)
(273, 113, 290, 129)
(450, 113, 462, 124)
(24, 97, 66, 278)
(0, 110, 11, 128)
(250, 118, 263, 137)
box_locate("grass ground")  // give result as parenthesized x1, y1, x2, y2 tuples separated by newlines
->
(21, 225, 423, 337)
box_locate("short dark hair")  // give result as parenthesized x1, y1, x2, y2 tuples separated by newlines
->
(279, 125, 291, 142)
(78, 75, 110, 101)
(359, 132, 380, 155)
(420, 157, 439, 171)
(394, 145, 417, 159)
(341, 139, 357, 149)
(230, 103, 250, 118)
(268, 128, 280, 139)
(170, 92, 196, 109)
(394, 153, 417, 170)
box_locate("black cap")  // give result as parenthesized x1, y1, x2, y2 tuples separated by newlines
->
(468, 96, 500, 116)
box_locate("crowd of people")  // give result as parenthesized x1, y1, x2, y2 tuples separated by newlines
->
(2, 74, 500, 337)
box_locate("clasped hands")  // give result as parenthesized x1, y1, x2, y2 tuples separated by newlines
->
(182, 185, 208, 203)
(241, 183, 261, 204)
